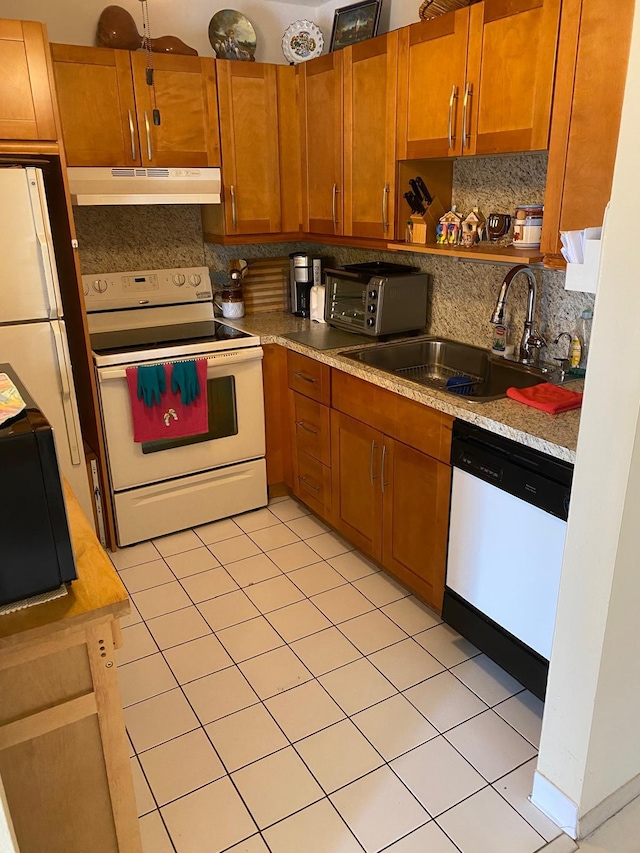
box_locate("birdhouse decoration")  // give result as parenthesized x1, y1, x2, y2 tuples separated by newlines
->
(437, 207, 463, 245)
(461, 208, 486, 246)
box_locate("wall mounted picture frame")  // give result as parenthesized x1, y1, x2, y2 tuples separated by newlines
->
(329, 0, 382, 52)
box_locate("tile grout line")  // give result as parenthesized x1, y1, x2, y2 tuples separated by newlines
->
(118, 501, 540, 851)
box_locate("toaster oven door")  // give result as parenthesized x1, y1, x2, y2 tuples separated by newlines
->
(326, 275, 371, 334)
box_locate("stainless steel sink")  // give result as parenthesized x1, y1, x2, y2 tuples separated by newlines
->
(341, 337, 549, 402)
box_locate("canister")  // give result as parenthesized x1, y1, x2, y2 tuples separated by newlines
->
(512, 204, 544, 248)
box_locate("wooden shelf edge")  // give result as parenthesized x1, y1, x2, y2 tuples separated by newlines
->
(387, 242, 544, 265)
(202, 232, 397, 251)
(202, 232, 304, 245)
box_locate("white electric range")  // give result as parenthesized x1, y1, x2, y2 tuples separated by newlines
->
(84, 266, 267, 547)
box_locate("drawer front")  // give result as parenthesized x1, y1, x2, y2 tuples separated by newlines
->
(331, 369, 453, 463)
(287, 350, 331, 405)
(295, 448, 331, 519)
(292, 393, 330, 465)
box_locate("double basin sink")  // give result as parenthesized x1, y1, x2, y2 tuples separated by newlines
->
(342, 337, 553, 403)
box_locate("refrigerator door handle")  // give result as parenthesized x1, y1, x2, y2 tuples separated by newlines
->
(51, 321, 83, 466)
(27, 169, 64, 320)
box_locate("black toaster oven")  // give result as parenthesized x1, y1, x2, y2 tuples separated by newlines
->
(324, 262, 430, 337)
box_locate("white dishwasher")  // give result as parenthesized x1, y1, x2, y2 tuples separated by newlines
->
(443, 421, 573, 700)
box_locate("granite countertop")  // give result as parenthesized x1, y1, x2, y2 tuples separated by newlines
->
(229, 312, 581, 463)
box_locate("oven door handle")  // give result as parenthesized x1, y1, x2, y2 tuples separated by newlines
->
(97, 347, 263, 382)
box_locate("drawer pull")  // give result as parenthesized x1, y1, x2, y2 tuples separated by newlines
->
(300, 475, 321, 492)
(369, 440, 378, 486)
(296, 420, 319, 435)
(293, 371, 317, 384)
(381, 444, 388, 493)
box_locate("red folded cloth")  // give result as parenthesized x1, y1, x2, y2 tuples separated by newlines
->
(126, 360, 208, 442)
(506, 382, 583, 414)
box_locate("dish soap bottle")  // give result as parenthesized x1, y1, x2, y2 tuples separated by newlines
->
(491, 313, 511, 356)
(569, 330, 582, 369)
(577, 308, 593, 368)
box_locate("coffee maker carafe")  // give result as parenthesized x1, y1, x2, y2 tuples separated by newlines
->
(290, 252, 321, 317)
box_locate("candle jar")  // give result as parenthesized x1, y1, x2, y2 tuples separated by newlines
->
(220, 288, 245, 319)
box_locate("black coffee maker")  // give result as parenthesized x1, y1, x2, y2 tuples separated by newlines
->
(289, 252, 321, 317)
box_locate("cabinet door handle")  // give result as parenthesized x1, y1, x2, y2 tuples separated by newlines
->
(293, 371, 316, 384)
(381, 183, 390, 233)
(300, 475, 320, 492)
(448, 85, 458, 149)
(128, 109, 136, 161)
(230, 184, 237, 230)
(296, 420, 318, 435)
(332, 183, 339, 229)
(144, 110, 153, 162)
(380, 444, 388, 493)
(462, 82, 472, 149)
(369, 440, 379, 486)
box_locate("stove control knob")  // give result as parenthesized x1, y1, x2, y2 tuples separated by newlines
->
(367, 317, 376, 327)
(173, 273, 186, 287)
(188, 273, 201, 287)
(93, 279, 108, 294)
(369, 290, 378, 299)
(367, 304, 376, 313)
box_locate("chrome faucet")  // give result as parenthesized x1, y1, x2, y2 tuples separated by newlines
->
(490, 264, 546, 365)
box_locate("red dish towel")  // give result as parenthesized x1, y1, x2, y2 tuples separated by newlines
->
(506, 382, 583, 414)
(126, 360, 208, 442)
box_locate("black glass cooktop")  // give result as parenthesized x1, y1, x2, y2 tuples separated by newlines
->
(91, 320, 251, 356)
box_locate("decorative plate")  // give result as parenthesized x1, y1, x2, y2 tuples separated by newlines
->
(209, 10, 256, 61)
(281, 20, 324, 64)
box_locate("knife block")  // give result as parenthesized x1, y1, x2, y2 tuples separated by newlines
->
(408, 196, 445, 245)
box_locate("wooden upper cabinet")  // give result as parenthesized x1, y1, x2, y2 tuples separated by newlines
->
(0, 20, 56, 141)
(465, 0, 561, 155)
(216, 61, 281, 235)
(276, 65, 302, 234)
(300, 52, 343, 236)
(541, 0, 633, 262)
(344, 32, 398, 240)
(52, 45, 219, 168)
(130, 52, 219, 168)
(52, 45, 138, 166)
(397, 10, 469, 159)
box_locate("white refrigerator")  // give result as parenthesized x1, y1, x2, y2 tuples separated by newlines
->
(0, 167, 92, 521)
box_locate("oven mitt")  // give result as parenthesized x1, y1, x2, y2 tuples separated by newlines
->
(137, 363, 166, 408)
(171, 360, 201, 406)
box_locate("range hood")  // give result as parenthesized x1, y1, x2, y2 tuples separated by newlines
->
(67, 167, 222, 206)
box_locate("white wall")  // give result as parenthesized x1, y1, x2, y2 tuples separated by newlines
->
(0, 0, 420, 62)
(0, 777, 17, 853)
(534, 0, 640, 835)
(0, 0, 320, 63)
(316, 0, 420, 35)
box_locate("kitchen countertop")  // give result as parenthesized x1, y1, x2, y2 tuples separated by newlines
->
(229, 312, 581, 463)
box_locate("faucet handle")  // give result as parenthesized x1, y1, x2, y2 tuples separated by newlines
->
(526, 330, 547, 350)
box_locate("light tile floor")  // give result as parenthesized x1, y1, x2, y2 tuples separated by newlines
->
(112, 496, 564, 853)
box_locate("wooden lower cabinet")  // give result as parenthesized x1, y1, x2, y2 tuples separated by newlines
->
(381, 437, 451, 611)
(331, 410, 383, 560)
(330, 371, 453, 611)
(262, 344, 292, 488)
(275, 351, 452, 611)
(295, 447, 332, 518)
(331, 409, 451, 610)
(0, 484, 141, 853)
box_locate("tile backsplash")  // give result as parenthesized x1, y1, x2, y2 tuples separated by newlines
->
(73, 153, 593, 361)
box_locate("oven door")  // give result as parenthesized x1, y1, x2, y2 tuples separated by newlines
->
(97, 347, 265, 491)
